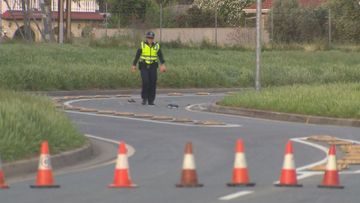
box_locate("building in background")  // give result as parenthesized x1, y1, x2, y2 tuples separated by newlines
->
(0, 0, 104, 41)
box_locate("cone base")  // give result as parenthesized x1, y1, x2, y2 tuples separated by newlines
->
(318, 185, 344, 189)
(30, 185, 60, 189)
(0, 185, 9, 189)
(108, 184, 138, 188)
(274, 183, 302, 187)
(227, 182, 255, 187)
(176, 183, 203, 188)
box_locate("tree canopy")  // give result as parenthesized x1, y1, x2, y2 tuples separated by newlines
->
(194, 0, 254, 26)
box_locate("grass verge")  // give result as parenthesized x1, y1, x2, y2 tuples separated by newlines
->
(1, 44, 360, 90)
(220, 83, 360, 119)
(0, 89, 85, 162)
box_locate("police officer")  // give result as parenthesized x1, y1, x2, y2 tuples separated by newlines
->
(132, 31, 166, 105)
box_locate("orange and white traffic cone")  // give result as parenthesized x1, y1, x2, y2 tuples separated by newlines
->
(227, 139, 255, 187)
(318, 145, 344, 189)
(274, 140, 302, 187)
(30, 141, 60, 188)
(0, 155, 9, 189)
(176, 142, 203, 187)
(109, 141, 137, 188)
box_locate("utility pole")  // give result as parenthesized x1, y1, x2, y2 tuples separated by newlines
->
(255, 0, 262, 91)
(66, 0, 71, 41)
(58, 0, 64, 43)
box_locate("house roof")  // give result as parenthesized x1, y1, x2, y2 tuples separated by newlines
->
(247, 0, 325, 10)
(2, 11, 104, 21)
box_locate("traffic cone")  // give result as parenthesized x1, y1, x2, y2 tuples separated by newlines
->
(109, 141, 137, 188)
(318, 145, 344, 189)
(227, 139, 255, 187)
(0, 155, 9, 189)
(30, 141, 60, 188)
(274, 140, 302, 187)
(176, 142, 203, 187)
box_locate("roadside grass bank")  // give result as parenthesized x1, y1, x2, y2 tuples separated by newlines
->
(1, 44, 360, 90)
(0, 89, 85, 162)
(220, 83, 360, 119)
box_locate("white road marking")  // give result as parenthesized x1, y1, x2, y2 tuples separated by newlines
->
(219, 191, 254, 201)
(286, 137, 360, 182)
(186, 103, 354, 128)
(66, 110, 241, 128)
(9, 134, 134, 184)
(224, 136, 360, 200)
(63, 95, 241, 128)
(291, 137, 329, 172)
(85, 134, 135, 157)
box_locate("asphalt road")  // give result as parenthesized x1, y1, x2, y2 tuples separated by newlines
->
(2, 93, 360, 203)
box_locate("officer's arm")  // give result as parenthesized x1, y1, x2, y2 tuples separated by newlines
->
(132, 48, 142, 66)
(158, 49, 165, 64)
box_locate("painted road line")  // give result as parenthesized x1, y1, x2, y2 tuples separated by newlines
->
(219, 191, 254, 201)
(187, 103, 356, 128)
(186, 103, 303, 125)
(273, 137, 360, 183)
(291, 137, 329, 172)
(85, 134, 135, 157)
(9, 134, 131, 184)
(66, 110, 241, 128)
(63, 94, 224, 106)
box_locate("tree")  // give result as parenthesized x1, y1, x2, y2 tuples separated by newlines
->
(176, 6, 217, 27)
(271, 0, 301, 42)
(327, 0, 360, 42)
(107, 0, 153, 26)
(271, 0, 328, 43)
(194, 0, 254, 26)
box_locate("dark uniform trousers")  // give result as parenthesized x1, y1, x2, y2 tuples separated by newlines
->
(139, 62, 158, 103)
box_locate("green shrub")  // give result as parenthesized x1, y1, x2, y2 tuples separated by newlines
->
(0, 89, 85, 161)
(220, 83, 360, 119)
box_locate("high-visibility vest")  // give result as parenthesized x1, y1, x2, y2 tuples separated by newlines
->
(140, 41, 160, 64)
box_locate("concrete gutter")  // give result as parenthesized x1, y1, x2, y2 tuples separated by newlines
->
(3, 138, 94, 180)
(208, 103, 360, 128)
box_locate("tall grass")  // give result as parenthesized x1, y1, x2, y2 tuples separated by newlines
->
(220, 83, 360, 119)
(1, 44, 360, 90)
(0, 89, 85, 161)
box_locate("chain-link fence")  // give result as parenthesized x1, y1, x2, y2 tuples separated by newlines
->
(2, 0, 360, 47)
(92, 0, 262, 48)
(93, 0, 360, 49)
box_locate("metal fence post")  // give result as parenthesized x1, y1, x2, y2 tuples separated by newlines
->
(328, 8, 331, 46)
(58, 0, 64, 44)
(215, 6, 218, 47)
(255, 0, 262, 91)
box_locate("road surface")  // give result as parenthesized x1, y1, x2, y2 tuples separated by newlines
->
(2, 93, 360, 203)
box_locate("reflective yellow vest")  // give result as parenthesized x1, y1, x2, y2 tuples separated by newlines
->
(140, 41, 160, 64)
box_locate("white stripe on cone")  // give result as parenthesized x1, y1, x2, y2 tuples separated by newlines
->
(38, 154, 52, 170)
(326, 155, 337, 171)
(282, 154, 295, 170)
(183, 154, 196, 170)
(234, 153, 247, 168)
(115, 154, 129, 170)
